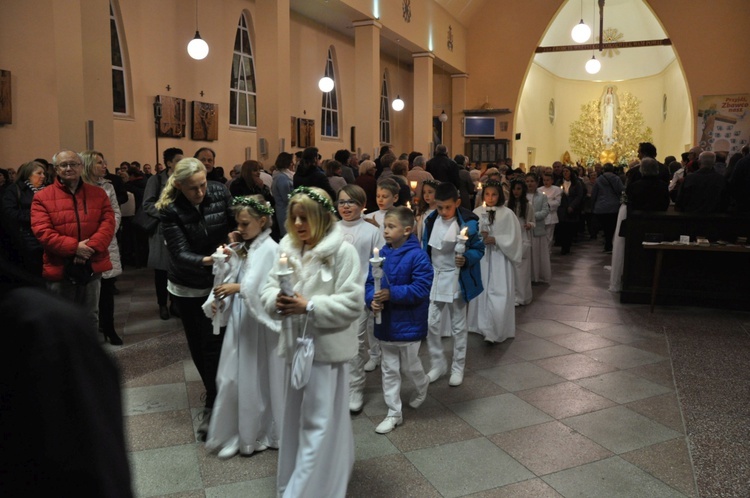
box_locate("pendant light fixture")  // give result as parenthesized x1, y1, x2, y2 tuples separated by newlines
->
(392, 40, 404, 111)
(187, 0, 209, 60)
(583, 1, 600, 74)
(318, 20, 334, 92)
(571, 0, 591, 43)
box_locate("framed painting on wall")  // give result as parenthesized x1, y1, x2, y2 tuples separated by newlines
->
(0, 70, 11, 125)
(191, 101, 218, 141)
(297, 118, 315, 148)
(157, 95, 186, 138)
(291, 116, 297, 147)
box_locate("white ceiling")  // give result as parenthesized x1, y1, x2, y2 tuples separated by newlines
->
(534, 0, 676, 81)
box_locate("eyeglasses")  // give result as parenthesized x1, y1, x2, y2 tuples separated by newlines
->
(336, 200, 360, 207)
(57, 162, 81, 170)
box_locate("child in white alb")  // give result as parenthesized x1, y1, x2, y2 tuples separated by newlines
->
(422, 183, 485, 387)
(366, 207, 433, 434)
(337, 185, 385, 413)
(507, 179, 534, 306)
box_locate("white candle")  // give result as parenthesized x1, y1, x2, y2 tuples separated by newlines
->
(373, 247, 379, 259)
(406, 201, 412, 210)
(483, 201, 486, 208)
(279, 253, 288, 271)
(460, 227, 468, 238)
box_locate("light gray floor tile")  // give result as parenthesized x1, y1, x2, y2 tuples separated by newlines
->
(593, 324, 660, 344)
(562, 406, 682, 454)
(576, 370, 672, 404)
(184, 359, 202, 382)
(546, 331, 619, 352)
(449, 393, 552, 435)
(505, 337, 575, 360)
(405, 437, 534, 497)
(204, 476, 276, 497)
(123, 383, 188, 416)
(543, 456, 687, 498)
(130, 444, 202, 497)
(478, 362, 565, 392)
(517, 320, 588, 338)
(352, 417, 400, 461)
(584, 344, 667, 369)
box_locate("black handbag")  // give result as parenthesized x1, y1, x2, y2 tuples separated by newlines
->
(64, 258, 94, 285)
(132, 208, 159, 235)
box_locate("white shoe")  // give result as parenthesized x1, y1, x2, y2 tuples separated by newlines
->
(409, 389, 428, 409)
(218, 443, 239, 459)
(349, 390, 364, 412)
(426, 365, 447, 383)
(364, 357, 380, 372)
(375, 415, 403, 434)
(449, 372, 464, 387)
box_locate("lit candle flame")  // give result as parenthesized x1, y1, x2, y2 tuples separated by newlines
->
(279, 253, 288, 271)
(460, 227, 468, 238)
(373, 247, 379, 259)
(410, 180, 417, 190)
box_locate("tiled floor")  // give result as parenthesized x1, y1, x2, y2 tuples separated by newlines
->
(111, 237, 750, 497)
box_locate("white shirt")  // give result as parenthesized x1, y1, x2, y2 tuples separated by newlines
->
(337, 217, 385, 283)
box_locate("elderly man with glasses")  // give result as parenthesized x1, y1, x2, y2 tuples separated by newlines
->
(31, 150, 116, 333)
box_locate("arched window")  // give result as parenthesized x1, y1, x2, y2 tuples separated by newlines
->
(321, 48, 339, 138)
(380, 72, 391, 144)
(230, 13, 257, 128)
(110, 2, 128, 115)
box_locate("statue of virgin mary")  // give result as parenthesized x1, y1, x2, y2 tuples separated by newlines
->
(601, 86, 617, 146)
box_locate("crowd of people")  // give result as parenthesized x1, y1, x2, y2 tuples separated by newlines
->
(1, 139, 749, 496)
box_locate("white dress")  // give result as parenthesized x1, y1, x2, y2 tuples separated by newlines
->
(417, 208, 452, 337)
(203, 230, 285, 456)
(609, 203, 628, 292)
(467, 206, 523, 343)
(510, 201, 534, 306)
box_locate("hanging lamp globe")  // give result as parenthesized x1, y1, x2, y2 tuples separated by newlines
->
(439, 110, 448, 123)
(392, 96, 405, 111)
(585, 55, 601, 74)
(187, 31, 209, 60)
(571, 20, 591, 43)
(318, 76, 334, 93)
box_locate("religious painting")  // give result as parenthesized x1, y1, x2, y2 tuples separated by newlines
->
(0, 70, 11, 125)
(291, 116, 297, 147)
(696, 93, 750, 155)
(191, 101, 218, 141)
(157, 95, 186, 138)
(297, 118, 315, 148)
(432, 116, 443, 146)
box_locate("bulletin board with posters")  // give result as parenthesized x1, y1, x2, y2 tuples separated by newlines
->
(696, 94, 749, 155)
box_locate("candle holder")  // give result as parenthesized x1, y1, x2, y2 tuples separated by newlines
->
(370, 251, 384, 325)
(277, 253, 295, 357)
(211, 249, 228, 336)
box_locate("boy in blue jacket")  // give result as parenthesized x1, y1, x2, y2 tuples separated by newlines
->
(422, 182, 485, 387)
(366, 207, 433, 434)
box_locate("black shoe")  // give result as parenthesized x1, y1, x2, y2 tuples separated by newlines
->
(103, 328, 124, 346)
(169, 302, 181, 318)
(159, 305, 170, 320)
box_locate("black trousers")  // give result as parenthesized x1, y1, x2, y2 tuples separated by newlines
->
(154, 269, 168, 306)
(557, 221, 578, 254)
(99, 277, 116, 334)
(173, 295, 225, 408)
(596, 213, 618, 251)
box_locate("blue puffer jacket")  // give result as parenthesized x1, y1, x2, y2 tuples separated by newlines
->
(422, 206, 485, 302)
(365, 234, 433, 342)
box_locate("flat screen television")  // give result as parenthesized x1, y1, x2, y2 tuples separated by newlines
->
(463, 116, 496, 137)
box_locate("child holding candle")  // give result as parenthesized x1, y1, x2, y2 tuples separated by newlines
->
(261, 186, 362, 498)
(507, 179, 535, 306)
(203, 195, 285, 459)
(537, 173, 562, 252)
(362, 177, 400, 371)
(336, 185, 385, 412)
(467, 181, 523, 343)
(416, 179, 440, 242)
(526, 174, 551, 284)
(422, 183, 485, 387)
(365, 206, 433, 433)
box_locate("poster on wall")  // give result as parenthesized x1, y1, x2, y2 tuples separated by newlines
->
(157, 95, 186, 138)
(191, 101, 218, 141)
(696, 94, 749, 155)
(0, 70, 11, 125)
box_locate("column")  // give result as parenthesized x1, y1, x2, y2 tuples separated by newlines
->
(412, 52, 434, 156)
(451, 73, 469, 159)
(256, 0, 291, 162)
(353, 20, 381, 158)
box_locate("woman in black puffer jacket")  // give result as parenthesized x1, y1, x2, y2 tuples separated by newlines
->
(157, 157, 234, 441)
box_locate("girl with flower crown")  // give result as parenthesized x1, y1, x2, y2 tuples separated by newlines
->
(467, 180, 523, 343)
(202, 195, 285, 459)
(261, 186, 362, 498)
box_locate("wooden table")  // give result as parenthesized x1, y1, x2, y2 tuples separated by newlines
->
(642, 242, 750, 312)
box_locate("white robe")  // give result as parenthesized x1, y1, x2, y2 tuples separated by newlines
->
(467, 206, 523, 343)
(609, 203, 628, 292)
(510, 201, 534, 306)
(204, 230, 285, 456)
(418, 208, 452, 337)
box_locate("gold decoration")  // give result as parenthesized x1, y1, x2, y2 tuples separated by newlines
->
(597, 28, 623, 58)
(569, 91, 652, 166)
(600, 150, 617, 163)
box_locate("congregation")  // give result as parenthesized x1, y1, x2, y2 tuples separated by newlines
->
(2, 138, 750, 496)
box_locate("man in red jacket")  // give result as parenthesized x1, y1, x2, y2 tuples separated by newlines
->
(31, 150, 115, 333)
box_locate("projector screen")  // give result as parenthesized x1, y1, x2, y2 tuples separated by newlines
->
(464, 117, 495, 137)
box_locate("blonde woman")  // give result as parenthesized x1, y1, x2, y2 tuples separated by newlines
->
(156, 157, 234, 441)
